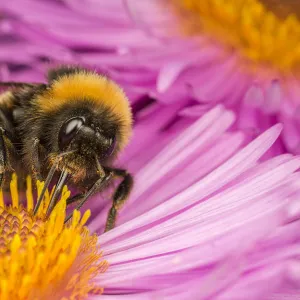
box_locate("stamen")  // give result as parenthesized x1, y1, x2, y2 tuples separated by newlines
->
(171, 0, 300, 74)
(10, 173, 18, 208)
(0, 173, 108, 300)
(26, 176, 34, 211)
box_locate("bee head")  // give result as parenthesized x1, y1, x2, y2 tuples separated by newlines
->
(48, 103, 125, 181)
(33, 66, 132, 181)
(58, 115, 117, 162)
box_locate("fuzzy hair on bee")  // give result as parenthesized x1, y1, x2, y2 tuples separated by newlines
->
(0, 66, 134, 231)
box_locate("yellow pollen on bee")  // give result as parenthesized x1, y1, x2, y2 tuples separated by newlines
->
(171, 0, 300, 75)
(0, 174, 108, 300)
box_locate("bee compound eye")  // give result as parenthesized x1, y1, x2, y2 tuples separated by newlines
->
(58, 117, 85, 150)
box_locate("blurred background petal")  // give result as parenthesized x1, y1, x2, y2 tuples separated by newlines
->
(2, 0, 300, 153)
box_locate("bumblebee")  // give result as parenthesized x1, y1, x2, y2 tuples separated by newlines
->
(0, 66, 133, 231)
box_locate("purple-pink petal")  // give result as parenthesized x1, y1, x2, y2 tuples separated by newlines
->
(87, 107, 300, 297)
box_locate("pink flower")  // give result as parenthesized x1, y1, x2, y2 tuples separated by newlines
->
(1, 1, 300, 298)
(2, 0, 300, 153)
(0, 100, 298, 298)
(89, 106, 300, 299)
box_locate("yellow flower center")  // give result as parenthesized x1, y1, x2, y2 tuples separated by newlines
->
(171, 0, 300, 75)
(0, 174, 108, 300)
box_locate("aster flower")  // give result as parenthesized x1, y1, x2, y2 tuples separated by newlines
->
(0, 174, 108, 299)
(1, 106, 300, 299)
(92, 106, 300, 298)
(1, 1, 300, 298)
(112, 0, 300, 154)
(2, 0, 300, 153)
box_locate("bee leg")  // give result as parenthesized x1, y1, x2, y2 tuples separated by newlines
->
(33, 150, 75, 215)
(0, 128, 7, 187)
(31, 138, 43, 181)
(0, 125, 17, 188)
(33, 162, 57, 214)
(64, 172, 113, 223)
(46, 169, 68, 217)
(104, 168, 133, 232)
(66, 194, 83, 205)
